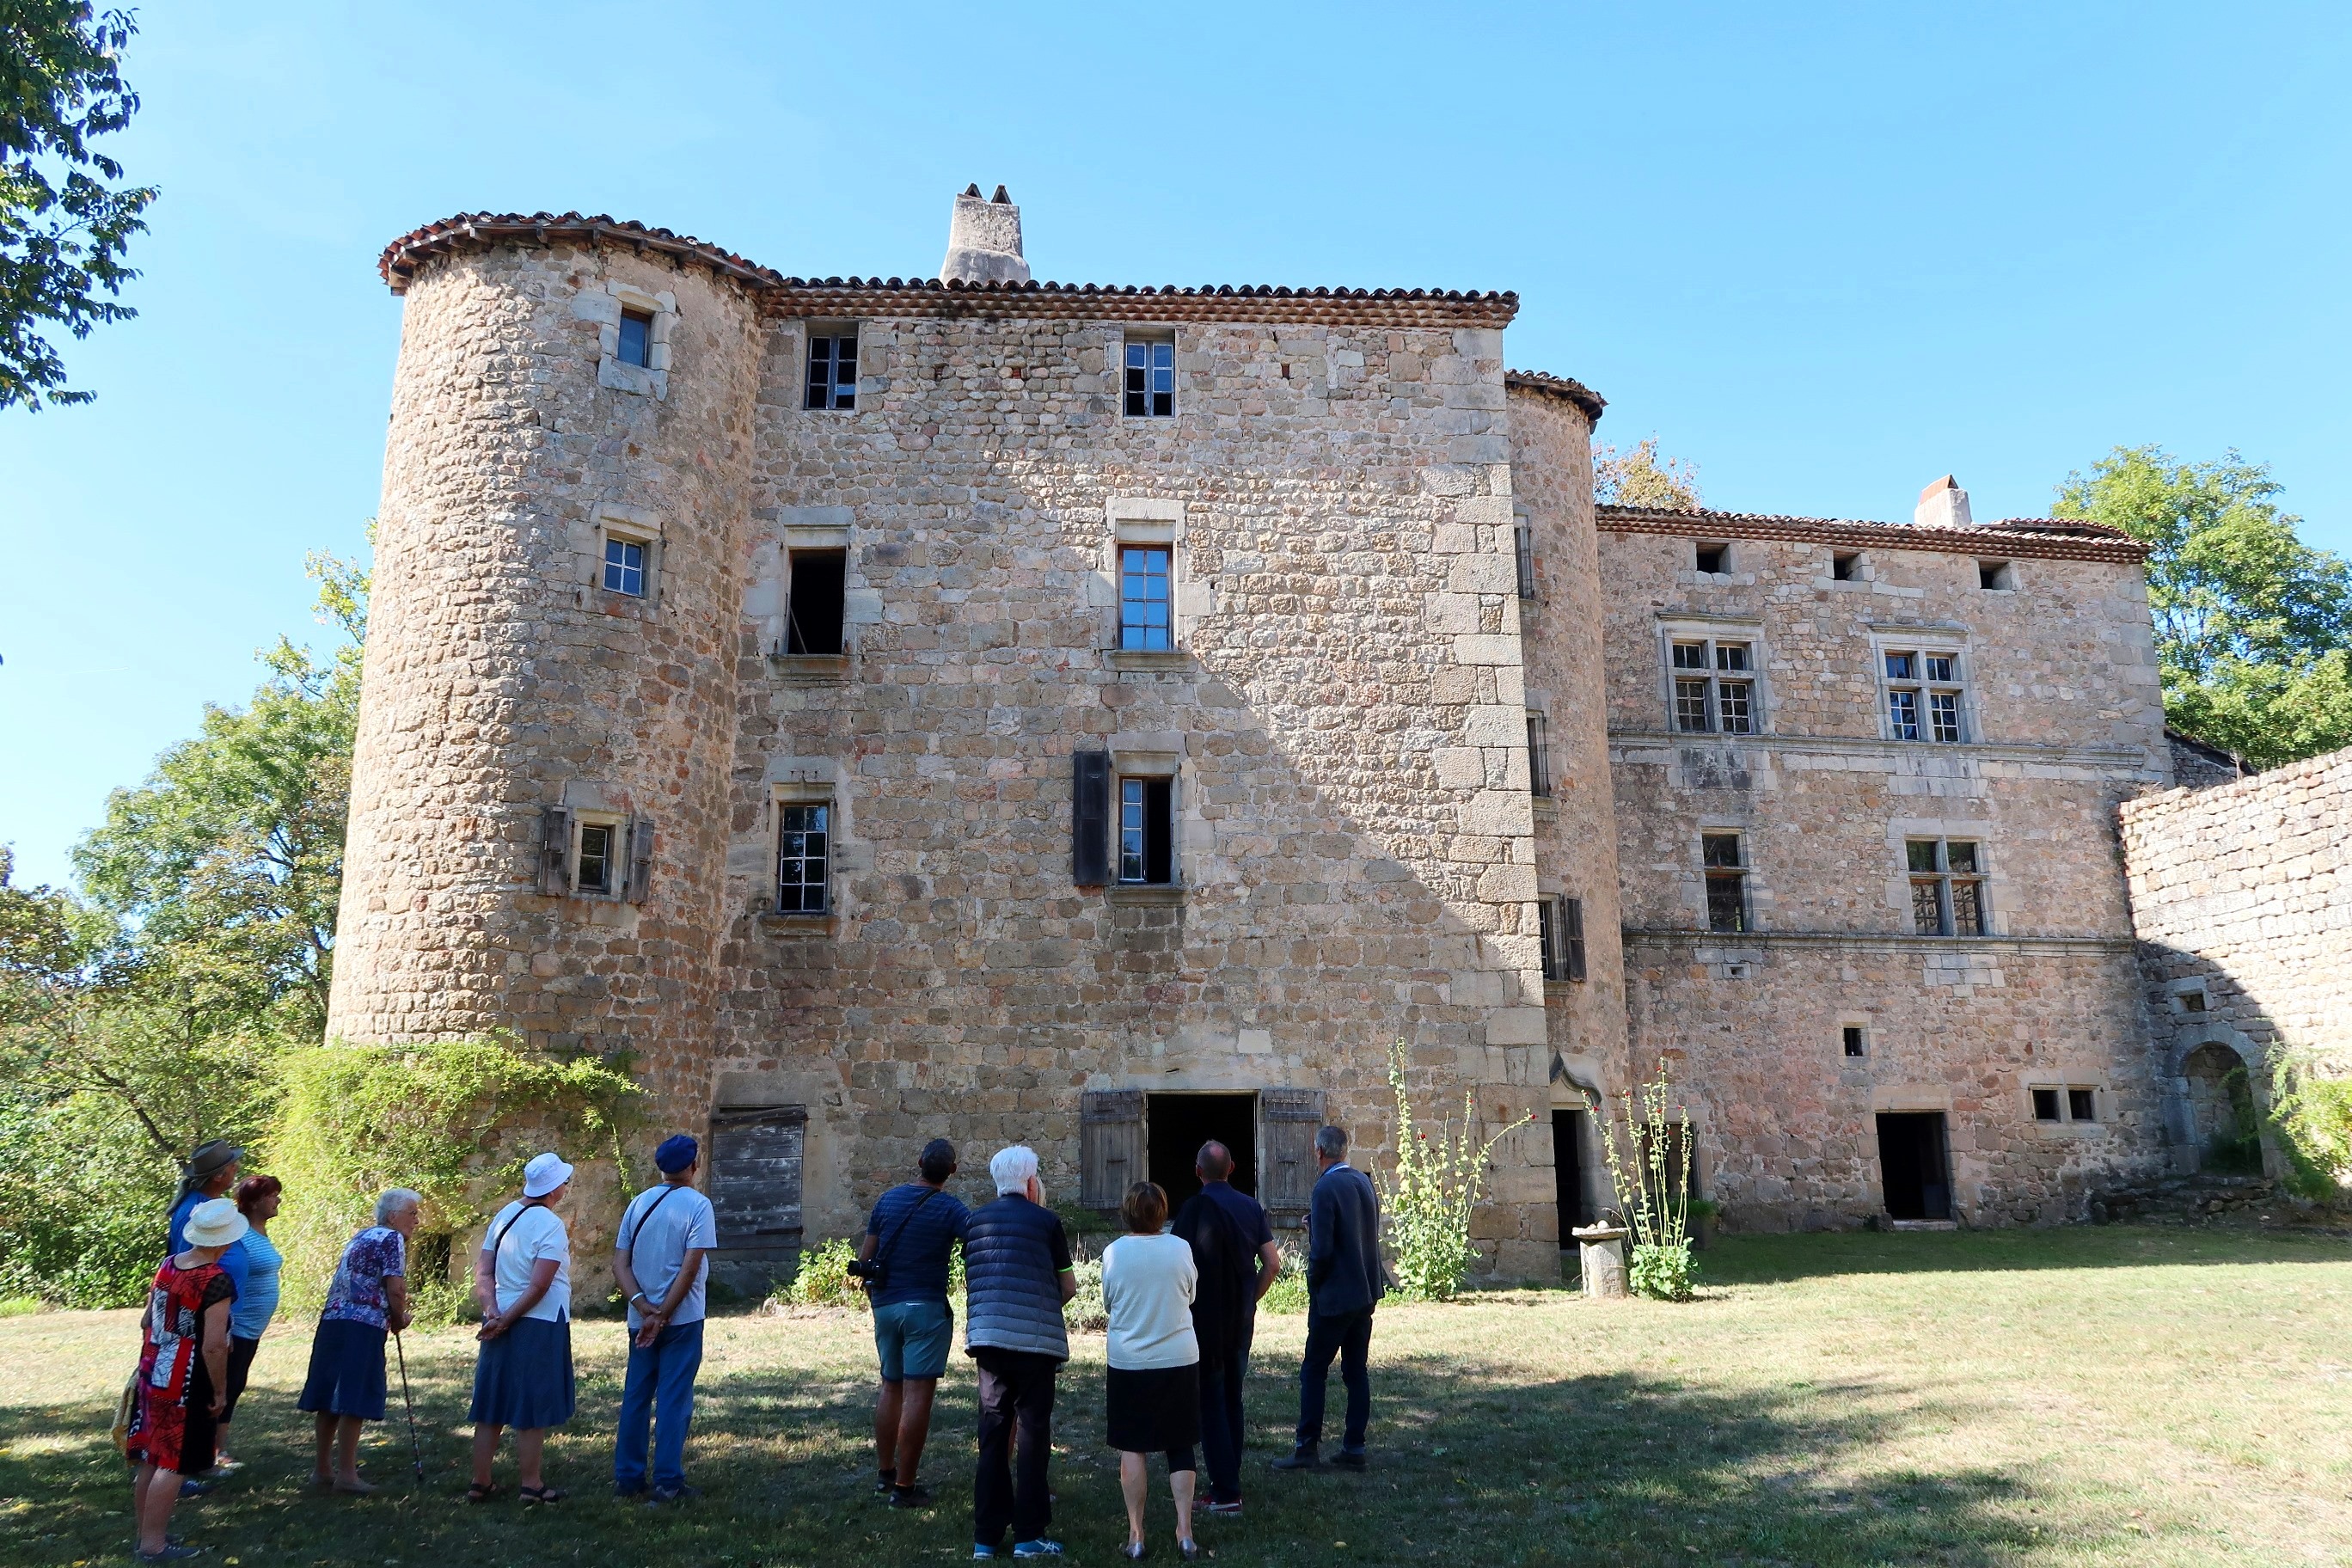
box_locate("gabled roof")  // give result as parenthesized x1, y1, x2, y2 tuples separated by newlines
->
(1597, 504, 2147, 564)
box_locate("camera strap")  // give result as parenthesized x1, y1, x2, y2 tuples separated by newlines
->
(867, 1185, 941, 1291)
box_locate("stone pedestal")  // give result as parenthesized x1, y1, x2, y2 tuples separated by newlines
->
(1571, 1223, 1629, 1299)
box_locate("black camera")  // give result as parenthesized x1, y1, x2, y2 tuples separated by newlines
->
(845, 1258, 885, 1284)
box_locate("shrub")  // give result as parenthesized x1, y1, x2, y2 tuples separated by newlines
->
(1377, 1040, 1533, 1302)
(1594, 1063, 1701, 1302)
(785, 1238, 866, 1309)
(1065, 1250, 1107, 1333)
(2268, 1050, 2352, 1202)
(1259, 1240, 1309, 1314)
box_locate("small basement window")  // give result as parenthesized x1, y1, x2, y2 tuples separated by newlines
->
(785, 549, 847, 655)
(1694, 542, 1729, 575)
(2180, 988, 2208, 1014)
(1842, 1025, 1866, 1058)
(1978, 560, 2015, 590)
(2032, 1087, 2061, 1123)
(1118, 775, 1174, 885)
(1124, 337, 1175, 418)
(603, 536, 646, 597)
(616, 308, 654, 369)
(2067, 1088, 2098, 1122)
(805, 330, 858, 412)
(1832, 552, 1859, 581)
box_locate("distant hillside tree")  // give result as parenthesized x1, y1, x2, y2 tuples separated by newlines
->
(1595, 438, 1702, 510)
(2055, 446, 2352, 769)
(0, 2, 157, 408)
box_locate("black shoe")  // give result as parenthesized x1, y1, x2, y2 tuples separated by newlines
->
(876, 1467, 897, 1497)
(1330, 1449, 1368, 1471)
(887, 1483, 934, 1508)
(647, 1483, 701, 1505)
(1271, 1444, 1321, 1470)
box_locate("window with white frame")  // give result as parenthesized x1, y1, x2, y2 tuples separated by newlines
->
(1124, 337, 1174, 418)
(1883, 648, 1966, 743)
(1906, 837, 1987, 935)
(1671, 636, 1756, 735)
(1118, 775, 1175, 885)
(576, 820, 619, 896)
(776, 802, 831, 913)
(1118, 545, 1173, 650)
(805, 329, 858, 411)
(603, 536, 646, 597)
(1702, 831, 1748, 934)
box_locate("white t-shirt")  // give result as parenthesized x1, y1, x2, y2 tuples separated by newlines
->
(1101, 1232, 1199, 1370)
(616, 1182, 717, 1330)
(485, 1200, 572, 1322)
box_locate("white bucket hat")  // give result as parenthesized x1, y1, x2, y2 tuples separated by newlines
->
(182, 1197, 250, 1250)
(522, 1151, 575, 1198)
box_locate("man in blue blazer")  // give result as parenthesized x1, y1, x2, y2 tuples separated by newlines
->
(1273, 1124, 1382, 1471)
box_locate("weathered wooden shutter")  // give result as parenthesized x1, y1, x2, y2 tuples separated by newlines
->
(708, 1105, 806, 1248)
(539, 806, 573, 895)
(1259, 1087, 1326, 1215)
(1072, 750, 1110, 885)
(1563, 895, 1588, 983)
(1080, 1088, 1142, 1210)
(624, 816, 654, 905)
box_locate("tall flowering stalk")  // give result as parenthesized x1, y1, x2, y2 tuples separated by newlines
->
(1589, 1062, 1699, 1301)
(1377, 1040, 1533, 1302)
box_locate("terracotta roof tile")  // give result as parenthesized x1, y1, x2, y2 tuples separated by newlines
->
(1597, 504, 2147, 564)
(1505, 369, 1606, 423)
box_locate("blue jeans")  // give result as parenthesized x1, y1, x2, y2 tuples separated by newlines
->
(614, 1320, 703, 1491)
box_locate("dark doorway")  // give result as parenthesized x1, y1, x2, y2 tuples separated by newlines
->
(1876, 1112, 1952, 1221)
(1146, 1093, 1258, 1216)
(785, 548, 847, 654)
(1552, 1109, 1594, 1246)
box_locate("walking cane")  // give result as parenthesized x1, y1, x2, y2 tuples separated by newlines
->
(394, 1331, 426, 1485)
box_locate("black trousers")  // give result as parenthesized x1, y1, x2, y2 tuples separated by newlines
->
(1295, 1306, 1373, 1452)
(1195, 1334, 1250, 1503)
(973, 1349, 1059, 1548)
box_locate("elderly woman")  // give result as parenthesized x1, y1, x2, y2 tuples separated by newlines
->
(211, 1175, 285, 1471)
(296, 1188, 419, 1494)
(126, 1196, 248, 1561)
(1100, 1180, 1202, 1561)
(469, 1151, 576, 1504)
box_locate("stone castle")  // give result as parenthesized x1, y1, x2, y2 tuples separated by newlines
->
(327, 187, 2303, 1283)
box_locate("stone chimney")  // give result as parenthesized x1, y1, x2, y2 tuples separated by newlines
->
(940, 183, 1030, 285)
(1914, 475, 1973, 529)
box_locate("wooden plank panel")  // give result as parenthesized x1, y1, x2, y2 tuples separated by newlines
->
(1259, 1087, 1325, 1213)
(710, 1107, 806, 1248)
(1081, 1088, 1143, 1210)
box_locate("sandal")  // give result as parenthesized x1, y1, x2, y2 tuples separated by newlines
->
(519, 1485, 565, 1505)
(466, 1482, 501, 1504)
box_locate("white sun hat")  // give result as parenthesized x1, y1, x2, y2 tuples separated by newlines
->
(522, 1151, 575, 1198)
(182, 1197, 250, 1250)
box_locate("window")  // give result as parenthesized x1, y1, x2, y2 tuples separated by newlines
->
(1978, 560, 2014, 591)
(805, 331, 858, 411)
(776, 803, 830, 913)
(1514, 511, 1537, 599)
(2031, 1086, 2101, 1125)
(1118, 546, 1172, 650)
(1526, 711, 1553, 799)
(1538, 895, 1587, 983)
(1843, 1025, 1866, 1058)
(1124, 338, 1174, 418)
(616, 308, 653, 370)
(2181, 989, 2208, 1014)
(785, 548, 847, 655)
(1702, 832, 1747, 934)
(2032, 1087, 2061, 1123)
(1693, 542, 1729, 575)
(576, 822, 616, 895)
(1907, 838, 1987, 936)
(1883, 648, 1965, 743)
(2067, 1087, 2098, 1122)
(1671, 637, 1756, 735)
(1832, 552, 1859, 581)
(603, 536, 646, 597)
(1118, 776, 1174, 885)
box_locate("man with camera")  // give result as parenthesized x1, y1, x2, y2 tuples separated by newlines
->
(856, 1138, 971, 1508)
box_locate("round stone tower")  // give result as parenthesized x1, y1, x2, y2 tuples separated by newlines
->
(328, 215, 772, 1114)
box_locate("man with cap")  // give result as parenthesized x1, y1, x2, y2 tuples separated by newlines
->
(611, 1135, 717, 1504)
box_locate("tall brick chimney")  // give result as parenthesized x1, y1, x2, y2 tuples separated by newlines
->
(1914, 475, 1972, 529)
(940, 183, 1031, 285)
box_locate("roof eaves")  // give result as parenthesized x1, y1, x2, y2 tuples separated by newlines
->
(1596, 504, 2149, 564)
(1504, 369, 1607, 423)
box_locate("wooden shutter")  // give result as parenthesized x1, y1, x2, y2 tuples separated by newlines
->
(1564, 895, 1588, 982)
(1072, 750, 1111, 885)
(1259, 1087, 1326, 1214)
(539, 806, 572, 895)
(1080, 1088, 1143, 1210)
(708, 1105, 806, 1249)
(625, 816, 654, 905)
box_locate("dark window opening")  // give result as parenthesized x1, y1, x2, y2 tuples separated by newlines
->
(2068, 1088, 2098, 1123)
(1553, 1109, 1594, 1246)
(1694, 543, 1728, 575)
(1527, 711, 1553, 798)
(1514, 513, 1537, 599)
(1118, 545, 1173, 650)
(1832, 552, 1859, 581)
(2181, 989, 2208, 1013)
(577, 823, 616, 894)
(1877, 1112, 1952, 1221)
(2031, 1087, 2061, 1122)
(1124, 339, 1174, 417)
(805, 331, 858, 411)
(1146, 1092, 1258, 1218)
(1702, 831, 1747, 934)
(1119, 776, 1174, 885)
(1843, 1025, 1866, 1057)
(785, 549, 847, 655)
(616, 308, 653, 369)
(776, 803, 830, 913)
(1978, 560, 2014, 590)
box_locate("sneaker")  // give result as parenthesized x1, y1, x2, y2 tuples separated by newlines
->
(135, 1548, 203, 1562)
(876, 1468, 897, 1497)
(972, 1547, 998, 1560)
(647, 1484, 702, 1505)
(1013, 1540, 1065, 1558)
(1202, 1499, 1243, 1517)
(887, 1484, 934, 1508)
(1271, 1444, 1321, 1471)
(176, 1479, 213, 1498)
(1330, 1449, 1368, 1471)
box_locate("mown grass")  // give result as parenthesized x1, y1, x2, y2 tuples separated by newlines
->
(3, 1224, 2349, 1566)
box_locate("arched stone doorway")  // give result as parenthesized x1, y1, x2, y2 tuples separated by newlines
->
(2182, 1041, 2261, 1173)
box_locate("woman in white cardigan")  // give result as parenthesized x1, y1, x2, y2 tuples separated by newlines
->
(1099, 1181, 1202, 1560)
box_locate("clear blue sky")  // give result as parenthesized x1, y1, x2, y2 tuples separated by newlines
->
(3, 2, 2347, 888)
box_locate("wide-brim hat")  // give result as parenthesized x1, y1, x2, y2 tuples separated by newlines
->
(182, 1197, 250, 1250)
(187, 1140, 242, 1179)
(522, 1151, 575, 1198)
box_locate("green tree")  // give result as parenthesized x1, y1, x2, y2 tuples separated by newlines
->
(1, 2, 157, 409)
(1595, 438, 1702, 510)
(2054, 446, 2352, 769)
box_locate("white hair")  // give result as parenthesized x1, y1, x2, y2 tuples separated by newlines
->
(376, 1187, 423, 1224)
(989, 1145, 1039, 1196)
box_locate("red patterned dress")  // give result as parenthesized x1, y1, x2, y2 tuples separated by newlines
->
(126, 1257, 234, 1475)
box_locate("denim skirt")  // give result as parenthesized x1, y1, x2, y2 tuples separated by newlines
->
(297, 1318, 389, 1421)
(469, 1315, 576, 1430)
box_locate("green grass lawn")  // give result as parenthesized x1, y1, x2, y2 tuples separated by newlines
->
(4, 1224, 2350, 1566)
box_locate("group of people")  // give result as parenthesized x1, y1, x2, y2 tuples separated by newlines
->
(119, 1118, 1387, 1565)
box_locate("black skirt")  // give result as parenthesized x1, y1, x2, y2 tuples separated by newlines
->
(1106, 1363, 1201, 1454)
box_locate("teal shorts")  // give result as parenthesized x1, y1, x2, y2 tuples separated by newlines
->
(873, 1297, 954, 1383)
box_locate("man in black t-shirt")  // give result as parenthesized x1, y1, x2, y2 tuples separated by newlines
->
(1170, 1140, 1283, 1515)
(858, 1138, 971, 1508)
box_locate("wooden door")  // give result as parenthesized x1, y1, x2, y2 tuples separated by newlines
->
(708, 1105, 806, 1249)
(1259, 1087, 1326, 1216)
(1080, 1089, 1144, 1210)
